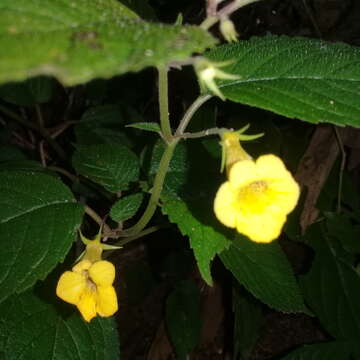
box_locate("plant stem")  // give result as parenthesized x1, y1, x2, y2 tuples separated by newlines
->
(177, 127, 227, 139)
(84, 205, 112, 235)
(158, 66, 172, 141)
(200, 0, 262, 30)
(115, 226, 162, 246)
(333, 126, 345, 213)
(123, 139, 179, 235)
(0, 104, 66, 160)
(175, 94, 212, 135)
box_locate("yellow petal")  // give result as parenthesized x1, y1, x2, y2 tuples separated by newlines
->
(256, 154, 288, 176)
(228, 160, 259, 188)
(236, 211, 286, 243)
(89, 260, 115, 287)
(96, 286, 118, 317)
(214, 182, 238, 228)
(56, 271, 86, 305)
(72, 259, 92, 273)
(77, 287, 97, 322)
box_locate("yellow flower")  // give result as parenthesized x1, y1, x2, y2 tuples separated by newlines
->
(56, 228, 119, 322)
(214, 131, 299, 243)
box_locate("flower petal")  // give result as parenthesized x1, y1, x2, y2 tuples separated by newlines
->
(228, 160, 259, 188)
(214, 182, 238, 228)
(77, 287, 97, 322)
(72, 259, 92, 273)
(89, 260, 115, 286)
(236, 211, 286, 243)
(96, 286, 118, 317)
(56, 271, 86, 305)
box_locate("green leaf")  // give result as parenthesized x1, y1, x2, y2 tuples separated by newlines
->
(0, 0, 216, 86)
(75, 105, 130, 146)
(206, 36, 360, 127)
(0, 160, 58, 177)
(0, 171, 83, 303)
(233, 286, 262, 360)
(279, 342, 351, 360)
(110, 193, 144, 222)
(325, 213, 360, 254)
(162, 197, 231, 285)
(0, 76, 54, 105)
(301, 223, 360, 350)
(0, 290, 119, 360)
(72, 143, 139, 193)
(126, 122, 161, 133)
(220, 235, 307, 313)
(166, 280, 201, 360)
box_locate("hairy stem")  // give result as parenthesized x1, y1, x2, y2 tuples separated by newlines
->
(175, 95, 212, 136)
(158, 66, 172, 141)
(122, 139, 179, 235)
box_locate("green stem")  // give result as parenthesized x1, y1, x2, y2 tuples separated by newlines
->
(175, 94, 212, 135)
(0, 104, 66, 160)
(123, 139, 179, 235)
(158, 66, 172, 141)
(115, 226, 162, 247)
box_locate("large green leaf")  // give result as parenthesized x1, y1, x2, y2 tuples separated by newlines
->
(72, 143, 140, 193)
(301, 223, 360, 353)
(0, 171, 83, 303)
(220, 235, 307, 313)
(206, 36, 360, 127)
(0, 0, 215, 86)
(279, 342, 351, 360)
(165, 280, 201, 360)
(0, 290, 119, 360)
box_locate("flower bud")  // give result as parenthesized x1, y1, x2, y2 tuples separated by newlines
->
(220, 18, 238, 43)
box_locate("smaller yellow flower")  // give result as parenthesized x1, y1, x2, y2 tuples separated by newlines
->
(56, 259, 118, 322)
(56, 228, 119, 322)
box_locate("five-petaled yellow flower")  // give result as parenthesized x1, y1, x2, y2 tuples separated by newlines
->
(214, 131, 300, 243)
(56, 230, 118, 322)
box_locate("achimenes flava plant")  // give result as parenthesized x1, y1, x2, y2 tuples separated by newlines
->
(1, 0, 360, 359)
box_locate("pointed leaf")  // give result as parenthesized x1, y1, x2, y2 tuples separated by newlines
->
(220, 235, 307, 313)
(0, 0, 215, 86)
(206, 36, 360, 127)
(0, 290, 119, 359)
(110, 193, 144, 222)
(0, 171, 83, 303)
(72, 143, 139, 193)
(126, 122, 161, 133)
